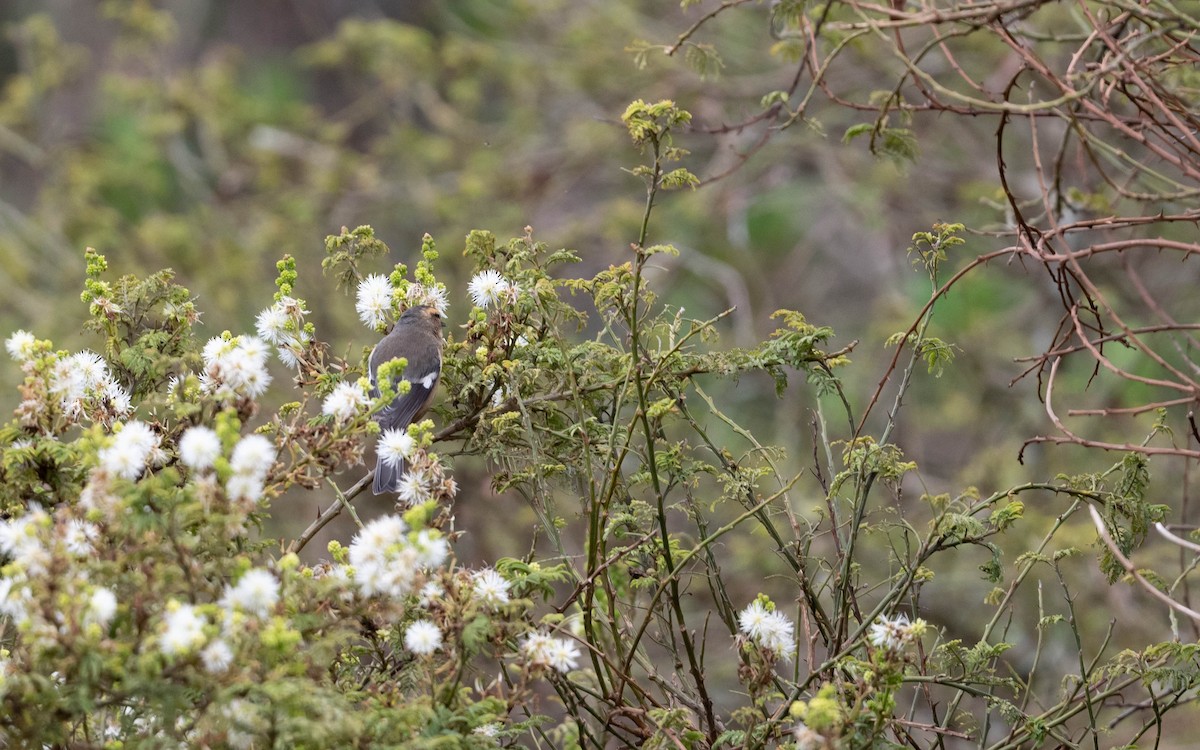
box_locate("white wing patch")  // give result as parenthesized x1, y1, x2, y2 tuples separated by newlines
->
(420, 372, 438, 389)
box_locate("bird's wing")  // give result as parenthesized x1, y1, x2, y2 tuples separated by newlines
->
(373, 347, 441, 431)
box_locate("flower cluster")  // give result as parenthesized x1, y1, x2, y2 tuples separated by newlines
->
(347, 514, 449, 600)
(866, 613, 927, 653)
(519, 631, 582, 673)
(46, 349, 133, 424)
(200, 335, 272, 403)
(0, 507, 111, 649)
(405, 283, 449, 315)
(738, 597, 796, 660)
(158, 601, 207, 657)
(256, 296, 313, 369)
(98, 420, 164, 480)
(376, 430, 458, 507)
(225, 433, 277, 507)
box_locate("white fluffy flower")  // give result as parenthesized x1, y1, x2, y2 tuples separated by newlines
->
(49, 351, 128, 422)
(867, 613, 926, 652)
(348, 514, 422, 599)
(201, 639, 235, 674)
(405, 283, 449, 314)
(98, 421, 160, 480)
(356, 275, 395, 330)
(417, 580, 444, 607)
(103, 381, 132, 416)
(396, 470, 431, 506)
(179, 426, 222, 471)
(377, 429, 416, 468)
(4, 330, 36, 361)
(468, 270, 511, 309)
(0, 578, 33, 625)
(738, 599, 796, 660)
(471, 568, 511, 610)
(201, 335, 273, 402)
(545, 637, 582, 673)
(86, 587, 118, 628)
(322, 381, 370, 423)
(0, 510, 49, 574)
(520, 631, 580, 672)
(521, 631, 552, 663)
(223, 568, 280, 619)
(349, 514, 408, 565)
(63, 519, 98, 556)
(257, 297, 312, 369)
(158, 602, 208, 656)
(413, 529, 449, 569)
(71, 351, 108, 391)
(255, 303, 290, 345)
(230, 434, 276, 478)
(403, 619, 443, 655)
(225, 474, 265, 504)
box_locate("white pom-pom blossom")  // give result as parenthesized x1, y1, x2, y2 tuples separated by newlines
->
(396, 469, 432, 507)
(322, 381, 370, 423)
(417, 580, 444, 608)
(867, 613, 927, 652)
(0, 509, 50, 576)
(412, 529, 449, 570)
(520, 631, 582, 673)
(255, 303, 290, 344)
(738, 599, 796, 660)
(5, 330, 36, 361)
(356, 275, 395, 330)
(255, 296, 312, 369)
(158, 602, 208, 657)
(471, 568, 512, 610)
(85, 587, 118, 628)
(225, 433, 276, 504)
(376, 429, 416, 469)
(405, 283, 449, 315)
(179, 426, 222, 472)
(0, 577, 34, 628)
(98, 421, 161, 481)
(231, 434, 276, 476)
(201, 639, 235, 674)
(403, 619, 443, 655)
(347, 514, 448, 600)
(221, 568, 280, 619)
(63, 519, 98, 557)
(468, 270, 512, 309)
(200, 335, 272, 402)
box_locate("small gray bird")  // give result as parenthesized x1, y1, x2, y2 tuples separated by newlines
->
(369, 305, 444, 494)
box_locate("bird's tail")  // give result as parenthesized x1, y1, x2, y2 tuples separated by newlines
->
(373, 456, 405, 495)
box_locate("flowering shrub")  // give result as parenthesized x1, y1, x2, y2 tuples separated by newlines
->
(0, 94, 1194, 750)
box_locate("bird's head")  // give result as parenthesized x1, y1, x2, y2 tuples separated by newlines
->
(398, 304, 445, 335)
